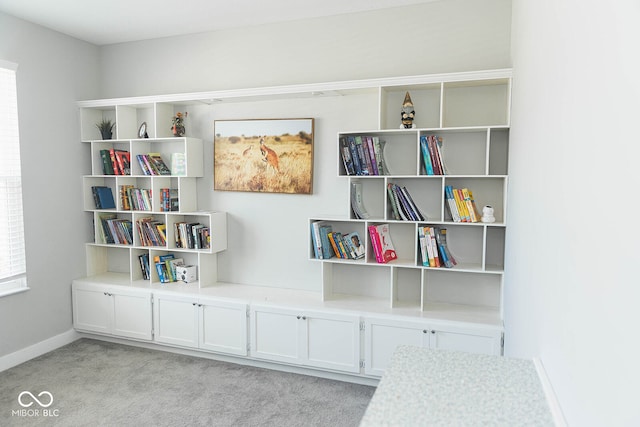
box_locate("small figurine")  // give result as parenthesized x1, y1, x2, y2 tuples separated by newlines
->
(400, 92, 416, 129)
(481, 205, 496, 223)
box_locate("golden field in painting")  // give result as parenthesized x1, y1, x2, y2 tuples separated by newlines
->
(214, 133, 313, 194)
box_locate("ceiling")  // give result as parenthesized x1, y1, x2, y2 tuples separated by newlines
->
(0, 0, 439, 46)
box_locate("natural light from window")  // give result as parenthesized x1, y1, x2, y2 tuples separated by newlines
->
(0, 60, 28, 296)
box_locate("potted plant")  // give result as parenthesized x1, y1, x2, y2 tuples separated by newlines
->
(96, 119, 115, 140)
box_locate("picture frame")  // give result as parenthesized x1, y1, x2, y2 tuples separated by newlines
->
(213, 118, 314, 194)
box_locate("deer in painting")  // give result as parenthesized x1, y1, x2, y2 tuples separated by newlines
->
(259, 136, 280, 173)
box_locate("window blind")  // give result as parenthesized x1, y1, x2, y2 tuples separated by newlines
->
(0, 61, 27, 293)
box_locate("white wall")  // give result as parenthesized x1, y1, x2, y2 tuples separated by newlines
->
(96, 0, 512, 290)
(98, 0, 512, 97)
(507, 1, 640, 425)
(0, 12, 100, 356)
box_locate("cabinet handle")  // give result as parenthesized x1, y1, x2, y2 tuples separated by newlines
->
(297, 315, 301, 319)
(431, 330, 436, 334)
(423, 329, 428, 333)
(302, 316, 307, 320)
(192, 303, 197, 306)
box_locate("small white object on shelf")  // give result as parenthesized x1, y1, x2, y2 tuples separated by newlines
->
(482, 205, 496, 223)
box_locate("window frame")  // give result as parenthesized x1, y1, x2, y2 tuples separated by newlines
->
(0, 59, 29, 298)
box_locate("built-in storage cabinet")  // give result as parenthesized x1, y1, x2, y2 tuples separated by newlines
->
(311, 74, 510, 347)
(363, 316, 502, 377)
(153, 292, 248, 356)
(80, 103, 227, 287)
(73, 70, 511, 381)
(72, 281, 153, 341)
(249, 305, 361, 374)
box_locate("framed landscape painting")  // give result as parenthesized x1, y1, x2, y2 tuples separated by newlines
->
(214, 118, 314, 194)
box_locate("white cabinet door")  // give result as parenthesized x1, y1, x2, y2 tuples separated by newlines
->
(250, 305, 302, 364)
(250, 305, 361, 373)
(72, 282, 153, 341)
(364, 317, 430, 377)
(111, 288, 153, 340)
(305, 310, 361, 373)
(72, 283, 112, 335)
(199, 298, 248, 356)
(364, 316, 504, 376)
(153, 293, 199, 348)
(429, 324, 502, 356)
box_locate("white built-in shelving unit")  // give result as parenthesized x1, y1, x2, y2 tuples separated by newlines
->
(310, 73, 510, 340)
(79, 103, 227, 287)
(73, 69, 511, 381)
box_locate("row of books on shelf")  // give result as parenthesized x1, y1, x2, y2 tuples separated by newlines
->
(174, 222, 211, 250)
(340, 135, 389, 176)
(138, 253, 186, 283)
(387, 183, 425, 221)
(160, 188, 179, 212)
(136, 217, 167, 246)
(92, 185, 179, 212)
(445, 185, 480, 223)
(136, 153, 172, 176)
(310, 221, 398, 264)
(120, 185, 152, 211)
(418, 226, 457, 268)
(311, 221, 365, 260)
(420, 135, 447, 175)
(98, 214, 210, 249)
(98, 214, 133, 245)
(100, 149, 131, 175)
(99, 148, 185, 177)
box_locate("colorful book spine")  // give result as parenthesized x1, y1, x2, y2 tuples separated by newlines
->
(368, 225, 383, 263)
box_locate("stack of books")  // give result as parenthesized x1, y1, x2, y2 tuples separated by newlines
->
(99, 149, 131, 175)
(387, 183, 425, 221)
(420, 135, 446, 175)
(444, 186, 480, 223)
(120, 185, 152, 211)
(136, 152, 171, 175)
(340, 135, 389, 176)
(174, 222, 210, 250)
(98, 214, 133, 245)
(135, 217, 167, 246)
(310, 221, 365, 260)
(418, 226, 457, 268)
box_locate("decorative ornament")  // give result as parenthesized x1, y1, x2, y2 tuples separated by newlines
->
(400, 92, 416, 129)
(481, 205, 496, 223)
(171, 112, 187, 137)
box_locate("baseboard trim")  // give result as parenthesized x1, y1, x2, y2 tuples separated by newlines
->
(532, 357, 567, 427)
(0, 329, 80, 372)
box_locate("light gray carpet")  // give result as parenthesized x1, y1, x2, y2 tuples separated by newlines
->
(0, 338, 375, 427)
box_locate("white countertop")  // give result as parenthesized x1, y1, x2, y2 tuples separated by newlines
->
(360, 345, 554, 426)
